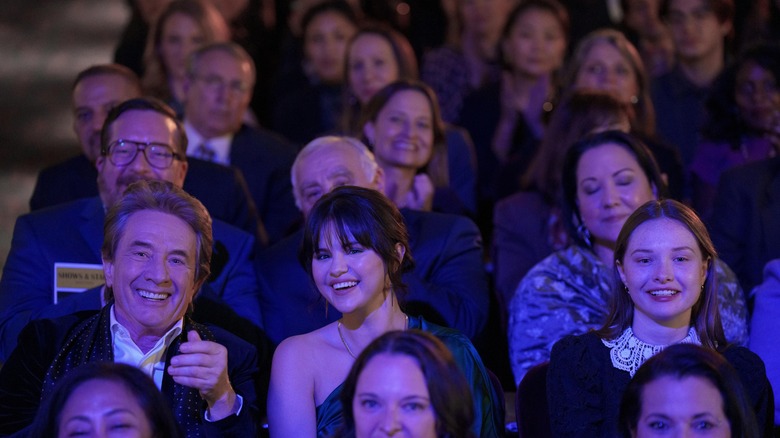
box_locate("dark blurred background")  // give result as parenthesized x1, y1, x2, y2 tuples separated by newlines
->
(0, 0, 127, 270)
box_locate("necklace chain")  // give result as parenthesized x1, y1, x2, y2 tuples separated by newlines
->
(337, 314, 409, 359)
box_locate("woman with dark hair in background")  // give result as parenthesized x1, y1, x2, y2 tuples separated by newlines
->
(493, 90, 633, 319)
(267, 186, 502, 437)
(338, 330, 476, 438)
(508, 131, 747, 387)
(619, 343, 759, 438)
(28, 362, 181, 438)
(421, 0, 514, 124)
(458, 0, 569, 208)
(272, 0, 358, 144)
(691, 43, 780, 219)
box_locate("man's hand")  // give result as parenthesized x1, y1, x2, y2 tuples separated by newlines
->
(169, 330, 238, 420)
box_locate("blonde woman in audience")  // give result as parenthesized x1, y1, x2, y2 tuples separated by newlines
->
(564, 28, 685, 199)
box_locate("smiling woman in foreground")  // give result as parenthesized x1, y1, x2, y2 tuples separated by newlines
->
(266, 186, 502, 437)
(547, 199, 773, 436)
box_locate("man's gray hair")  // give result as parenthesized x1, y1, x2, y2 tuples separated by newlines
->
(291, 136, 379, 210)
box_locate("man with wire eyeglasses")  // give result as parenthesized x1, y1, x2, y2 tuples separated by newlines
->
(0, 98, 270, 366)
(182, 42, 300, 245)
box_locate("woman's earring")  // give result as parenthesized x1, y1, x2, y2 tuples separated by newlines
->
(576, 223, 592, 247)
(630, 95, 639, 104)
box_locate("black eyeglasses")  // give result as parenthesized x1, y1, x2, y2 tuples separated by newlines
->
(104, 140, 183, 169)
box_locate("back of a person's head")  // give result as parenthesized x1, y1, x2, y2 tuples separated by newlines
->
(523, 90, 632, 198)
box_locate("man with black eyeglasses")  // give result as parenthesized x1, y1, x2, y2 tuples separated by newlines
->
(28, 64, 266, 243)
(0, 98, 268, 363)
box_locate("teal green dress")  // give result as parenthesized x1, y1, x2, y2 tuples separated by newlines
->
(315, 316, 504, 437)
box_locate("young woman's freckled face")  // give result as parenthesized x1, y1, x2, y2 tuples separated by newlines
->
(618, 218, 708, 330)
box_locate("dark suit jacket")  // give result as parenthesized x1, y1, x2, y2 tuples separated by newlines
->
(29, 154, 265, 243)
(228, 125, 300, 245)
(709, 157, 780, 296)
(492, 191, 560, 314)
(0, 310, 259, 436)
(256, 209, 489, 345)
(0, 197, 261, 360)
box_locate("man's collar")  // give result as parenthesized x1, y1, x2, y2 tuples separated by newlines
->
(109, 304, 184, 348)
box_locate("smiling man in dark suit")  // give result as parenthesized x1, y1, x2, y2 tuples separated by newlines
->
(256, 136, 489, 345)
(0, 98, 263, 361)
(0, 180, 260, 436)
(183, 42, 300, 244)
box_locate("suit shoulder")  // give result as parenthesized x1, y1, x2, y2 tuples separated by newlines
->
(212, 219, 255, 244)
(257, 231, 301, 262)
(720, 157, 779, 187)
(18, 198, 96, 227)
(235, 125, 297, 157)
(402, 209, 478, 231)
(187, 158, 243, 181)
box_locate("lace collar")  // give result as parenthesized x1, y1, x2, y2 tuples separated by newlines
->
(602, 327, 701, 377)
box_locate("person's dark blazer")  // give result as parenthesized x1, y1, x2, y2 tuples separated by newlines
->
(492, 191, 558, 315)
(29, 154, 265, 243)
(0, 197, 262, 361)
(709, 157, 780, 296)
(0, 310, 259, 436)
(227, 124, 300, 245)
(256, 208, 490, 345)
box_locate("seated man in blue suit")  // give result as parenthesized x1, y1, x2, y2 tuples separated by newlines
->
(256, 136, 489, 345)
(0, 180, 259, 436)
(183, 42, 300, 244)
(29, 63, 265, 243)
(0, 98, 263, 361)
